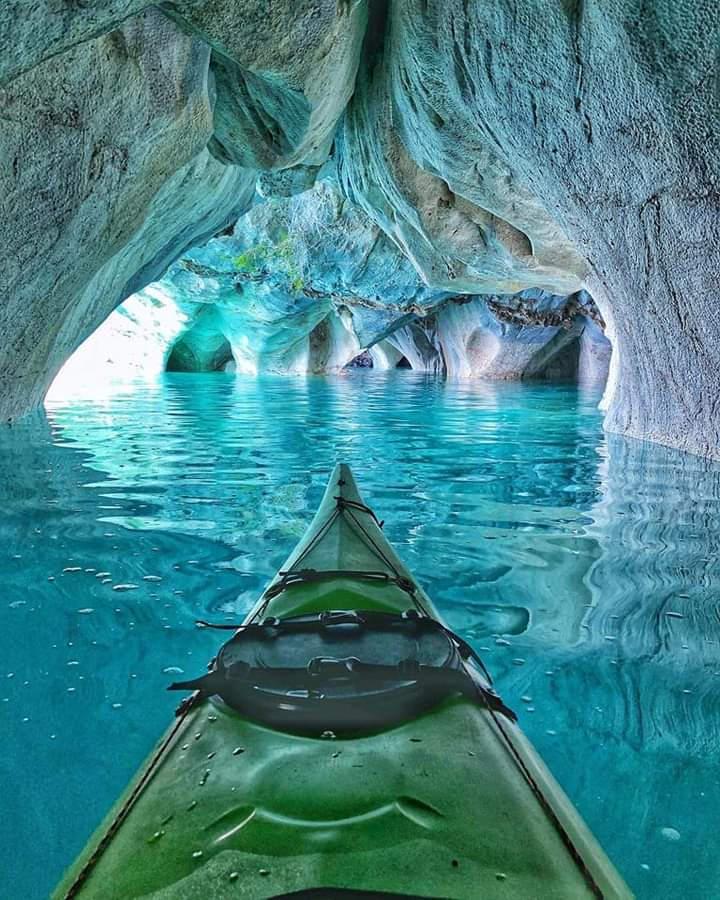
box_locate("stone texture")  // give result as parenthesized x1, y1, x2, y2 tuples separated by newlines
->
(170, 0, 368, 171)
(0, 10, 253, 419)
(4, 0, 720, 457)
(0, 1, 151, 85)
(335, 7, 587, 299)
(376, 0, 720, 455)
(63, 180, 607, 386)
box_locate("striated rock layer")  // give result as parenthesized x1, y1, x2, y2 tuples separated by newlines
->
(56, 180, 609, 387)
(2, 2, 720, 456)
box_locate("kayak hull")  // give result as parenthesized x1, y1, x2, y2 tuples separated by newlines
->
(55, 464, 631, 899)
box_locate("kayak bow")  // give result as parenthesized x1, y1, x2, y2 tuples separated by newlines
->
(55, 463, 631, 899)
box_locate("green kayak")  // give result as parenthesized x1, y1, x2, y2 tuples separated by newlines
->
(55, 464, 631, 899)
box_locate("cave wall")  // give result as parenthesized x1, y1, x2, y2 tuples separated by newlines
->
(0, 11, 253, 419)
(375, 0, 720, 455)
(61, 179, 604, 384)
(2, 1, 719, 456)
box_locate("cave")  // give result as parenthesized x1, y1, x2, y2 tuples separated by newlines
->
(166, 333, 234, 373)
(3, 4, 720, 898)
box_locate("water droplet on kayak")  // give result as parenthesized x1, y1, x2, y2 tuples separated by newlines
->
(641, 863, 650, 871)
(258, 869, 270, 876)
(666, 611, 684, 619)
(111, 703, 122, 709)
(113, 584, 139, 592)
(229, 872, 239, 881)
(160, 814, 173, 825)
(192, 850, 203, 859)
(199, 769, 210, 785)
(143, 575, 162, 582)
(320, 730, 336, 740)
(187, 800, 197, 811)
(207, 752, 215, 760)
(194, 732, 202, 740)
(661, 827, 681, 841)
(67, 661, 79, 666)
(181, 744, 189, 751)
(77, 608, 94, 615)
(96, 572, 111, 578)
(512, 658, 525, 666)
(546, 729, 557, 736)
(495, 638, 510, 646)
(84, 568, 96, 573)
(521, 695, 532, 702)
(147, 830, 165, 844)
(496, 872, 507, 881)
(163, 667, 184, 675)
(207, 714, 218, 722)
(233, 747, 244, 755)
(63, 567, 82, 573)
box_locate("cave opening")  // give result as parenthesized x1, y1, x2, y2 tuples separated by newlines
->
(165, 334, 235, 373)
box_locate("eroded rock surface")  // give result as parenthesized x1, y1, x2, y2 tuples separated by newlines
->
(3, 1, 720, 456)
(60, 180, 608, 386)
(0, 11, 252, 418)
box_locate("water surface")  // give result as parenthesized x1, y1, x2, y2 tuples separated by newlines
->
(3, 372, 719, 898)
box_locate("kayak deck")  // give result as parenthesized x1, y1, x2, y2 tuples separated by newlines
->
(55, 464, 631, 899)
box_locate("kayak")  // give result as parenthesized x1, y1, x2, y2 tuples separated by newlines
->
(55, 463, 631, 899)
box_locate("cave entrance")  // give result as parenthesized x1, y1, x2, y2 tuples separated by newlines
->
(522, 324, 612, 385)
(346, 351, 374, 369)
(164, 309, 235, 373)
(396, 355, 412, 369)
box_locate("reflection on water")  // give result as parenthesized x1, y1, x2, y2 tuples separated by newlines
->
(2, 372, 719, 898)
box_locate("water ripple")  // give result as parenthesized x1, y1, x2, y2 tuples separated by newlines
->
(0, 372, 718, 898)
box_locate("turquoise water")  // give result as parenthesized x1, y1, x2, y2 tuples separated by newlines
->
(2, 372, 719, 899)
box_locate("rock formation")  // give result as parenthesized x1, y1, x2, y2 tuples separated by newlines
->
(56, 180, 609, 385)
(2, 1, 719, 456)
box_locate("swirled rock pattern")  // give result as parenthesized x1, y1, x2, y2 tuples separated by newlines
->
(3, 1, 720, 456)
(57, 180, 609, 385)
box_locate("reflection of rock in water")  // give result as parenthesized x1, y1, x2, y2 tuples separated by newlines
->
(490, 433, 720, 897)
(582, 434, 720, 752)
